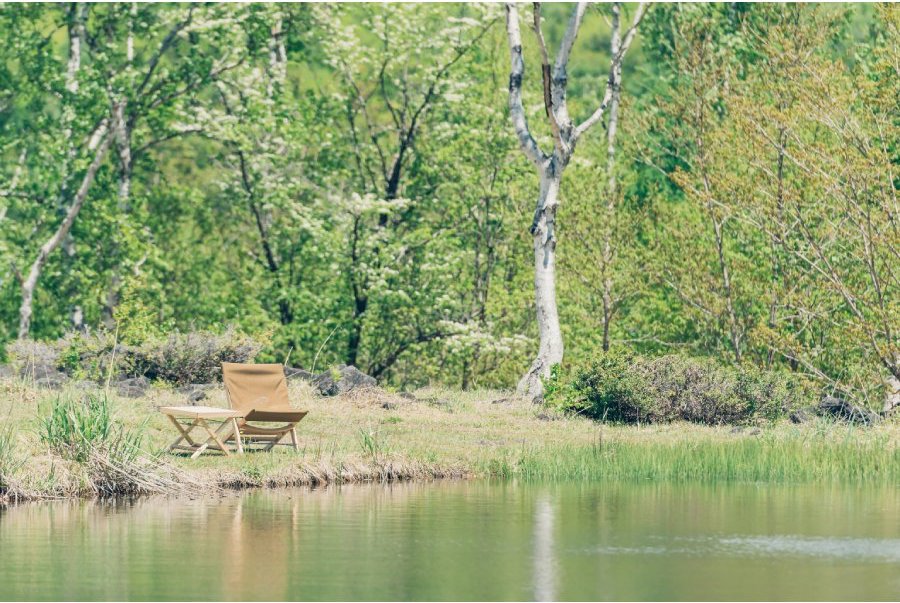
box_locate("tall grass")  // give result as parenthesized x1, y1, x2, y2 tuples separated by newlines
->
(39, 394, 142, 462)
(0, 424, 24, 492)
(487, 428, 899, 483)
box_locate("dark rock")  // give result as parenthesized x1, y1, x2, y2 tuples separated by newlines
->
(817, 396, 880, 425)
(491, 397, 510, 405)
(188, 389, 207, 403)
(116, 376, 150, 398)
(285, 366, 315, 381)
(177, 383, 211, 404)
(790, 408, 812, 424)
(35, 372, 69, 390)
(381, 402, 398, 410)
(313, 365, 377, 396)
(19, 362, 60, 381)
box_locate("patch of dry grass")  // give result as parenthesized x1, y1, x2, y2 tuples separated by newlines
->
(1, 378, 897, 502)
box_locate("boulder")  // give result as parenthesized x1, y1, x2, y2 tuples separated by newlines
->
(177, 383, 211, 404)
(34, 371, 69, 390)
(19, 362, 61, 382)
(284, 367, 315, 381)
(789, 408, 813, 424)
(116, 376, 150, 399)
(312, 365, 377, 396)
(817, 395, 879, 425)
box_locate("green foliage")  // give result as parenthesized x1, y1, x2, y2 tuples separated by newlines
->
(546, 351, 815, 425)
(0, 3, 895, 403)
(39, 394, 142, 463)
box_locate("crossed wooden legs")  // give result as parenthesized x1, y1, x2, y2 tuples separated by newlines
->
(167, 415, 243, 459)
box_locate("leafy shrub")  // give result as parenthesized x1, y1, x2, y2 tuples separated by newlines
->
(7, 329, 260, 385)
(546, 351, 814, 425)
(127, 330, 259, 384)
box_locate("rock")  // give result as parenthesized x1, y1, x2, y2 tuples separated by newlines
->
(790, 408, 812, 424)
(748, 428, 762, 436)
(884, 374, 899, 415)
(19, 362, 61, 382)
(313, 365, 377, 396)
(398, 392, 417, 401)
(116, 376, 150, 398)
(381, 402, 398, 410)
(817, 395, 879, 425)
(491, 397, 510, 405)
(34, 372, 69, 390)
(0, 365, 13, 380)
(730, 426, 744, 434)
(177, 383, 211, 404)
(284, 367, 315, 381)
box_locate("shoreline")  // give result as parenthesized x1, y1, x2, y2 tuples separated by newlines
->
(2, 379, 898, 504)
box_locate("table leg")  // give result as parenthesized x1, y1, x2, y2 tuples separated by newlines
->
(167, 416, 200, 451)
(231, 417, 244, 454)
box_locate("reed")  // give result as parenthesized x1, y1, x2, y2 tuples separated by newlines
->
(501, 428, 899, 483)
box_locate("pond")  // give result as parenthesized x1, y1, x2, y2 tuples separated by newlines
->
(1, 481, 898, 601)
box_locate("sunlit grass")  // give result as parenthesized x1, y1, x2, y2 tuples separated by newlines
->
(1, 377, 897, 500)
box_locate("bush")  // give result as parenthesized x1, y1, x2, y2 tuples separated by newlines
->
(8, 329, 260, 385)
(127, 330, 259, 384)
(545, 351, 814, 425)
(40, 394, 133, 462)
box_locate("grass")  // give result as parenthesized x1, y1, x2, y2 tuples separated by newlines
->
(0, 377, 897, 502)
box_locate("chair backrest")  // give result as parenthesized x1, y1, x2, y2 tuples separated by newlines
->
(222, 363, 290, 413)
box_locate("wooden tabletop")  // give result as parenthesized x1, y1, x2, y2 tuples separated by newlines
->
(159, 405, 244, 419)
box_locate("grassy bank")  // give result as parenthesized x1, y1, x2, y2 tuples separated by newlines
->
(1, 378, 897, 502)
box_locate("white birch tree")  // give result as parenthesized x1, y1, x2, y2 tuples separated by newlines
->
(505, 2, 647, 399)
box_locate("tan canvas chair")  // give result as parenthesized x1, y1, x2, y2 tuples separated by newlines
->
(222, 362, 308, 451)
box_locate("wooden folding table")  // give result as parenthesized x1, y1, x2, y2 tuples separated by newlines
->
(159, 405, 245, 459)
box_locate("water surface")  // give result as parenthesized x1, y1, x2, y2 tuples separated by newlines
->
(1, 481, 898, 601)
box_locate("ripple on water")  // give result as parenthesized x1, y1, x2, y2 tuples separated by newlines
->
(582, 534, 900, 563)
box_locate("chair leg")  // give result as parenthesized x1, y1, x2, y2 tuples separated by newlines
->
(264, 431, 286, 452)
(289, 427, 299, 452)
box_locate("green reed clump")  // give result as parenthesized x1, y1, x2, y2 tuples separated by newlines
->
(495, 427, 899, 484)
(40, 394, 142, 464)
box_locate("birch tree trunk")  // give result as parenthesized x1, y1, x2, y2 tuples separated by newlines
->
(518, 163, 565, 396)
(18, 131, 112, 339)
(505, 2, 646, 400)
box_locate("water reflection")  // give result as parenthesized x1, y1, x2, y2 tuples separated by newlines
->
(0, 481, 898, 601)
(532, 494, 556, 602)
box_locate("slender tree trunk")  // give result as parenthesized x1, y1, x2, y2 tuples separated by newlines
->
(601, 4, 622, 352)
(18, 133, 112, 339)
(518, 163, 565, 397)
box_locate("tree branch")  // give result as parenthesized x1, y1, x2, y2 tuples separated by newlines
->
(574, 2, 647, 140)
(506, 3, 547, 167)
